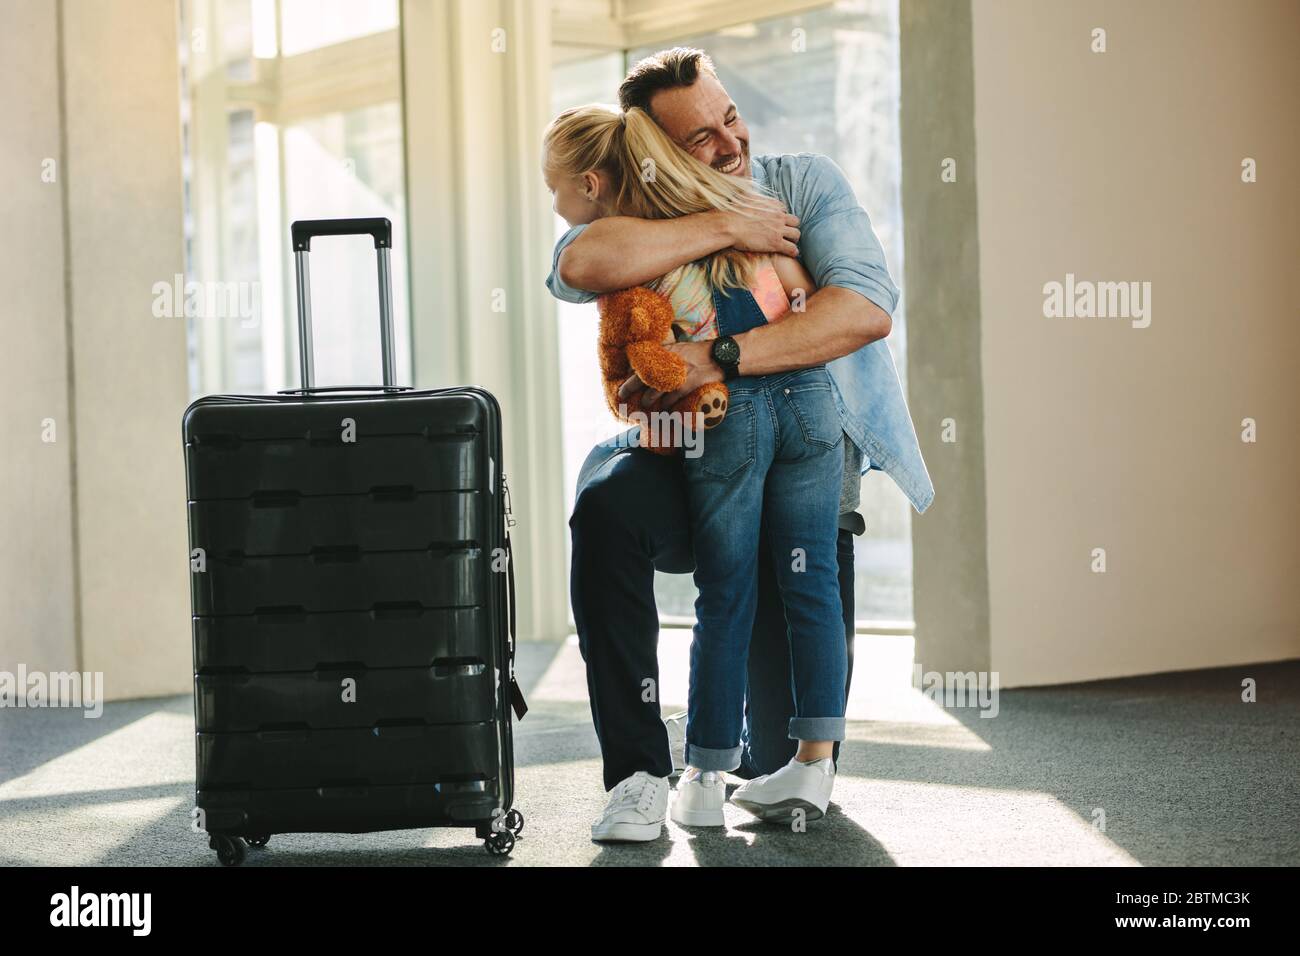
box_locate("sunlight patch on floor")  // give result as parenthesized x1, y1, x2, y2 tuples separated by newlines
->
(2, 796, 187, 866)
(830, 775, 1140, 866)
(549, 631, 987, 751)
(844, 720, 991, 752)
(0, 710, 192, 802)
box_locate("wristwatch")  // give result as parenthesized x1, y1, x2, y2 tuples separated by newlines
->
(711, 335, 741, 381)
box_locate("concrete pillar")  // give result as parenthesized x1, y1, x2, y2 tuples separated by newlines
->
(0, 0, 190, 700)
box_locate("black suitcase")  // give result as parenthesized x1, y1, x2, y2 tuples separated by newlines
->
(182, 218, 527, 865)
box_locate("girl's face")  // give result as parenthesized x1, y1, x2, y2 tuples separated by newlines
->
(543, 151, 608, 227)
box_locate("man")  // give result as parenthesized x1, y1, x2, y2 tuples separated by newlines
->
(548, 48, 933, 842)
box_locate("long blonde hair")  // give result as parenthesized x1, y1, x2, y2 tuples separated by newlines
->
(543, 104, 767, 292)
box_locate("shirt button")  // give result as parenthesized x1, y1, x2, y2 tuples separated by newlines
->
(784, 387, 790, 394)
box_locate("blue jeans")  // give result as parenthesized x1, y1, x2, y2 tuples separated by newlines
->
(570, 285, 858, 791)
(682, 365, 848, 772)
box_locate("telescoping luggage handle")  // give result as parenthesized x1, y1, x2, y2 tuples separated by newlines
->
(288, 217, 398, 392)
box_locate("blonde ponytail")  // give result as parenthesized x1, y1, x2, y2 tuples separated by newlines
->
(615, 109, 766, 293)
(542, 104, 627, 196)
(545, 104, 771, 295)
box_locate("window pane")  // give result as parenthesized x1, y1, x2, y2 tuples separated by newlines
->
(551, 52, 630, 624)
(282, 103, 410, 387)
(180, 0, 408, 397)
(221, 108, 263, 392)
(631, 0, 913, 624)
(279, 0, 398, 57)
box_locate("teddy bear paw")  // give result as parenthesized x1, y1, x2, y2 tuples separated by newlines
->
(697, 393, 728, 428)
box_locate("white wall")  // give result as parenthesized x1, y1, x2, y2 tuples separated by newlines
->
(0, 0, 79, 679)
(970, 0, 1300, 684)
(0, 0, 191, 700)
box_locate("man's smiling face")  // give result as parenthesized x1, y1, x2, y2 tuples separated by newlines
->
(646, 73, 751, 179)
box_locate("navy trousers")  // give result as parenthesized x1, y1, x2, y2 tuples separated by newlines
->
(569, 286, 857, 791)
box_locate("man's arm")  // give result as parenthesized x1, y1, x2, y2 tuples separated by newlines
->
(620, 155, 898, 407)
(739, 286, 891, 373)
(619, 286, 890, 407)
(555, 199, 801, 294)
(735, 154, 899, 365)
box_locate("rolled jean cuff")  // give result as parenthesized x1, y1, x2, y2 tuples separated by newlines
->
(685, 742, 742, 772)
(788, 716, 846, 742)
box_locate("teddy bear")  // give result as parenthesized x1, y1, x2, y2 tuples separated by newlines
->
(595, 286, 729, 455)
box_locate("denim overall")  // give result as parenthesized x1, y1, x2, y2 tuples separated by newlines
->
(680, 287, 848, 772)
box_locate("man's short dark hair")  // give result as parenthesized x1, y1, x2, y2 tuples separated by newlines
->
(618, 47, 717, 116)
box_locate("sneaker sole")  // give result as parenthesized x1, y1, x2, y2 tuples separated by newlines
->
(670, 805, 725, 827)
(730, 796, 826, 824)
(591, 820, 664, 843)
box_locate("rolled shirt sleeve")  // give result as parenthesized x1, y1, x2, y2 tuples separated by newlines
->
(545, 223, 598, 304)
(789, 154, 900, 316)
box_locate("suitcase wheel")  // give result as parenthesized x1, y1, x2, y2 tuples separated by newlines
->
(504, 809, 525, 837)
(484, 830, 515, 856)
(209, 835, 248, 867)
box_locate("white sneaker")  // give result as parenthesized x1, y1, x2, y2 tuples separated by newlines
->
(730, 757, 835, 823)
(591, 771, 669, 842)
(664, 711, 687, 775)
(670, 768, 726, 827)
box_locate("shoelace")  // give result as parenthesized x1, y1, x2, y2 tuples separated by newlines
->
(605, 774, 661, 816)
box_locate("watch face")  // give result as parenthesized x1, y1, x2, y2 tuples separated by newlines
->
(714, 337, 740, 365)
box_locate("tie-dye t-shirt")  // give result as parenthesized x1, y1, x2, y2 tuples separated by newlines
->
(648, 256, 791, 342)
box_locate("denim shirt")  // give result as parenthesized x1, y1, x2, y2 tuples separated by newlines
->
(546, 152, 934, 514)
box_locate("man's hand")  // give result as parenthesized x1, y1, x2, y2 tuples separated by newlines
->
(615, 287, 892, 411)
(617, 340, 722, 411)
(723, 197, 801, 257)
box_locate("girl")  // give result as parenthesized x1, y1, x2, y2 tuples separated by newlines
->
(543, 105, 847, 826)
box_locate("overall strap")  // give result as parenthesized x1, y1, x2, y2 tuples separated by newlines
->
(712, 283, 769, 336)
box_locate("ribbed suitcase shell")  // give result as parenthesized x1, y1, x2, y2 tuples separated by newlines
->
(183, 385, 517, 844)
